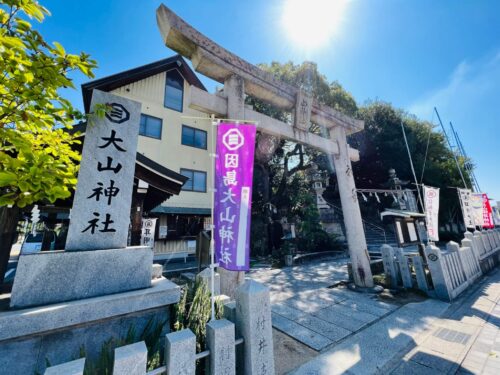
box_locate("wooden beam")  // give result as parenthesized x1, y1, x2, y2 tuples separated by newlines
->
(156, 4, 364, 134)
(188, 86, 360, 161)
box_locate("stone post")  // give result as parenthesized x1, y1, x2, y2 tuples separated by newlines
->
(196, 268, 221, 296)
(330, 126, 373, 288)
(218, 74, 247, 298)
(446, 241, 467, 281)
(491, 230, 499, 248)
(395, 248, 412, 288)
(207, 319, 236, 375)
(235, 280, 275, 375)
(462, 237, 481, 266)
(165, 329, 196, 375)
(480, 231, 491, 252)
(44, 358, 85, 375)
(113, 341, 147, 375)
(424, 245, 451, 301)
(380, 244, 397, 288)
(412, 255, 428, 291)
(473, 230, 485, 258)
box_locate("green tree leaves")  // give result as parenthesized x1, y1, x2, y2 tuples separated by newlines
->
(0, 0, 97, 208)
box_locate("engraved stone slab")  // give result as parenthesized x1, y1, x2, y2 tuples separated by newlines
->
(66, 90, 141, 251)
(207, 319, 236, 375)
(236, 280, 275, 375)
(294, 88, 312, 131)
(113, 341, 147, 375)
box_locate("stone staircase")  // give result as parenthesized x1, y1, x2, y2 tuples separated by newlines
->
(324, 200, 397, 259)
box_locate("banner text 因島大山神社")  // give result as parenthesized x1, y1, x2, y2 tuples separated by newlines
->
(214, 123, 256, 271)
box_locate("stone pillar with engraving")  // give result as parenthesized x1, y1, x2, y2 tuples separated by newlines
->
(1, 90, 180, 374)
(330, 126, 374, 287)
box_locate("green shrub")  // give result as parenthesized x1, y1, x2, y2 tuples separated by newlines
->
(172, 278, 224, 352)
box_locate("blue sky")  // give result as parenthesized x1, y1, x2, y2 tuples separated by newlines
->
(37, 0, 500, 204)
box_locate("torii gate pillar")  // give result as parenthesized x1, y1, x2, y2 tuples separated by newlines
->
(331, 126, 373, 287)
(218, 75, 247, 297)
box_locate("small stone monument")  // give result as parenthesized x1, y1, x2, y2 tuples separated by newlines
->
(10, 90, 153, 308)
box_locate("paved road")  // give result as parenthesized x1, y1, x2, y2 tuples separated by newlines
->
(390, 268, 500, 374)
(255, 257, 500, 374)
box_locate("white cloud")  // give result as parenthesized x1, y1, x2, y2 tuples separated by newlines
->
(408, 50, 500, 203)
(408, 51, 500, 122)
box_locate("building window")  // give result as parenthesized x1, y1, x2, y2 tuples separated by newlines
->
(164, 69, 184, 112)
(182, 125, 207, 149)
(139, 114, 162, 139)
(180, 169, 207, 192)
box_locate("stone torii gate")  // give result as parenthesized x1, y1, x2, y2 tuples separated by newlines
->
(156, 4, 374, 293)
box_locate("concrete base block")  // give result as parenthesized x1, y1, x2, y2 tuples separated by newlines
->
(1, 278, 179, 342)
(152, 263, 163, 279)
(10, 246, 153, 308)
(0, 279, 179, 375)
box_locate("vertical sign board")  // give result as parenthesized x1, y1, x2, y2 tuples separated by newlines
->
(471, 193, 494, 228)
(458, 188, 475, 229)
(66, 90, 141, 251)
(214, 123, 257, 271)
(424, 186, 440, 241)
(141, 218, 157, 248)
(482, 193, 494, 229)
(471, 193, 484, 227)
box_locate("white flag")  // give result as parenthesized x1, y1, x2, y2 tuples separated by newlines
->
(471, 193, 485, 227)
(458, 188, 475, 229)
(424, 186, 440, 241)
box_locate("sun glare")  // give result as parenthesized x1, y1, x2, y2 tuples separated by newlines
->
(282, 0, 349, 51)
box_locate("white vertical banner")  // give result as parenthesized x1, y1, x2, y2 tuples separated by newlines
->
(471, 193, 485, 227)
(141, 218, 157, 248)
(458, 188, 475, 229)
(424, 186, 440, 241)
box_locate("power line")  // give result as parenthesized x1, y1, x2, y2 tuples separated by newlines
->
(400, 120, 425, 213)
(434, 107, 468, 189)
(449, 121, 481, 192)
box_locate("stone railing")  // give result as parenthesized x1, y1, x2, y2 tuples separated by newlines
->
(44, 280, 275, 375)
(381, 229, 500, 301)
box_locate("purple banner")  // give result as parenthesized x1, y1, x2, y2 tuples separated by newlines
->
(214, 123, 256, 271)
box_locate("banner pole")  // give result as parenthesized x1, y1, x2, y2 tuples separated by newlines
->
(209, 114, 217, 321)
